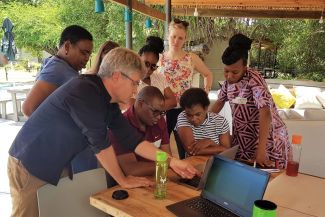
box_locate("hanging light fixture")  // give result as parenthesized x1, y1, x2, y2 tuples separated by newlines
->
(145, 17, 153, 28)
(319, 9, 324, 24)
(194, 7, 199, 17)
(95, 0, 105, 13)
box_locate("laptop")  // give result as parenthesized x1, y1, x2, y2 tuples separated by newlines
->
(179, 145, 239, 190)
(167, 155, 270, 217)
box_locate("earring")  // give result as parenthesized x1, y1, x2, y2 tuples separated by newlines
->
(65, 51, 68, 55)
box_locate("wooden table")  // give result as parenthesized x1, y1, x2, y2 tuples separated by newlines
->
(90, 181, 200, 217)
(264, 173, 325, 217)
(90, 156, 286, 217)
(6, 85, 31, 121)
(90, 156, 206, 217)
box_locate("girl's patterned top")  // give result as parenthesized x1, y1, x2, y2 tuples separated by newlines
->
(158, 53, 195, 105)
(137, 71, 169, 95)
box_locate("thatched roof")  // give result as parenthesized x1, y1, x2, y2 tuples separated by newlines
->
(146, 0, 325, 19)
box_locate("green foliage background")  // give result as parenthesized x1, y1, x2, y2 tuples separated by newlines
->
(0, 0, 165, 56)
(0, 0, 324, 80)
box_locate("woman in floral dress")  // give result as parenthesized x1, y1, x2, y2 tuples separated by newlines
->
(158, 18, 213, 135)
(211, 34, 290, 168)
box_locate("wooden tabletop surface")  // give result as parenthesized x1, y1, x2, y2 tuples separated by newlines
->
(90, 181, 200, 217)
(90, 155, 287, 217)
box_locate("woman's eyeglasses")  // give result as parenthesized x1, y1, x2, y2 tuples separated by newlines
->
(145, 61, 158, 71)
(173, 18, 189, 28)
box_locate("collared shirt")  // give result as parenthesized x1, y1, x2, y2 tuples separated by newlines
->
(9, 75, 143, 185)
(111, 106, 169, 159)
(175, 111, 229, 145)
(36, 55, 78, 86)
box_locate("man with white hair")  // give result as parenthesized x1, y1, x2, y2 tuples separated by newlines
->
(8, 47, 198, 217)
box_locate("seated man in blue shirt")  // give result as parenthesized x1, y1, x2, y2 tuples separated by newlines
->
(111, 86, 170, 176)
(7, 47, 198, 217)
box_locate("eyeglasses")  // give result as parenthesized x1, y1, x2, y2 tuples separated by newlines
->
(142, 101, 166, 117)
(173, 18, 189, 28)
(121, 72, 140, 87)
(144, 61, 158, 71)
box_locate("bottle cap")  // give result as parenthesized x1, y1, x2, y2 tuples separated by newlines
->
(292, 134, 302, 144)
(156, 151, 167, 162)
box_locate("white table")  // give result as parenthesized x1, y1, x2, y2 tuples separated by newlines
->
(6, 85, 31, 121)
(264, 173, 325, 217)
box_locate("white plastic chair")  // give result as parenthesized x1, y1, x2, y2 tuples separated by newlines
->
(37, 168, 107, 217)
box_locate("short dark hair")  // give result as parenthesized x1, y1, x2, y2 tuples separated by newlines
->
(222, 33, 252, 66)
(139, 36, 164, 60)
(59, 25, 93, 47)
(180, 88, 210, 109)
(136, 86, 164, 103)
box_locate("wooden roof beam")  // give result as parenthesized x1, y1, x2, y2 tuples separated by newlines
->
(108, 0, 166, 21)
(146, 0, 325, 8)
(173, 8, 323, 19)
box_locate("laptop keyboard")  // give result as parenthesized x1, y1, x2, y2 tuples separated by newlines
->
(185, 197, 236, 217)
(179, 175, 201, 188)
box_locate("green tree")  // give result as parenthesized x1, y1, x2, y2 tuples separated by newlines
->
(0, 1, 61, 58)
(0, 0, 164, 59)
(250, 19, 325, 78)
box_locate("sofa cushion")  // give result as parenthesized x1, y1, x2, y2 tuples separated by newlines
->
(316, 91, 325, 108)
(277, 109, 288, 120)
(294, 86, 322, 109)
(270, 85, 296, 109)
(208, 90, 233, 135)
(304, 109, 325, 120)
(285, 109, 305, 120)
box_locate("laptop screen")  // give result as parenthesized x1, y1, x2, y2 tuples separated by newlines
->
(202, 156, 270, 217)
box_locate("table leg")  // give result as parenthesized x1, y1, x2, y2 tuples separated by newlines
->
(11, 93, 19, 122)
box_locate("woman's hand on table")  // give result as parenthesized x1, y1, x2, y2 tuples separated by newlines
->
(170, 157, 199, 179)
(255, 148, 274, 167)
(119, 175, 154, 188)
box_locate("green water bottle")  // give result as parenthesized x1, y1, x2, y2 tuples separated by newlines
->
(154, 151, 168, 199)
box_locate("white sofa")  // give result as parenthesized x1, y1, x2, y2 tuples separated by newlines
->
(209, 86, 325, 178)
(208, 91, 232, 135)
(281, 109, 325, 178)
